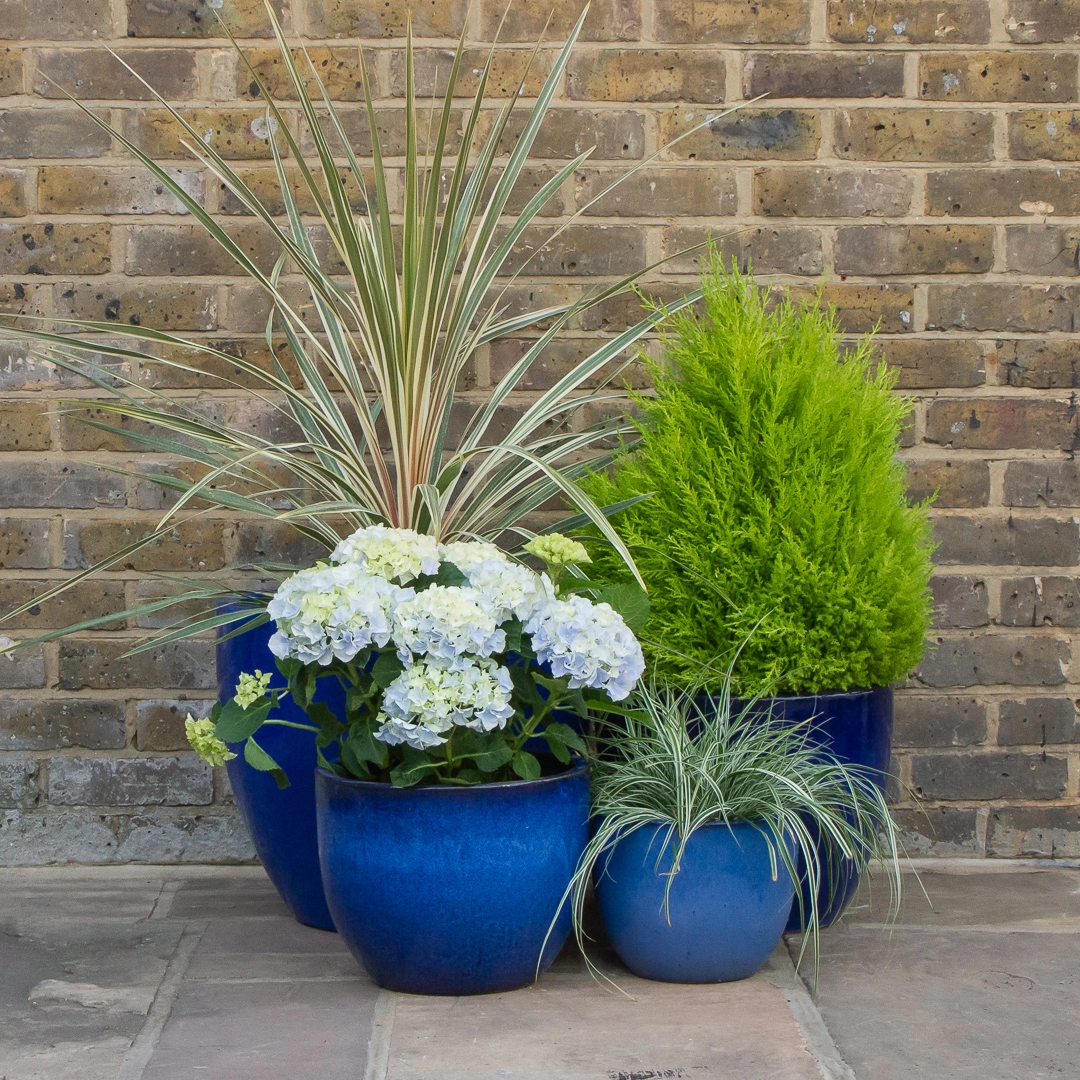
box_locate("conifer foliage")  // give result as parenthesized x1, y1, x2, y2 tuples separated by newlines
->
(584, 260, 935, 695)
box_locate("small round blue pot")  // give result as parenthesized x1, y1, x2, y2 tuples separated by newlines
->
(596, 821, 795, 983)
(217, 619, 343, 932)
(752, 687, 893, 932)
(315, 759, 590, 995)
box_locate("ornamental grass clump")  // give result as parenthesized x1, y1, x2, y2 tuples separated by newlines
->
(559, 681, 901, 979)
(194, 525, 646, 788)
(583, 258, 935, 695)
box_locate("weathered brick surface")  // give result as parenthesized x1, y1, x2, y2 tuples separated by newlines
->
(2, 0, 1080, 862)
(48, 756, 213, 806)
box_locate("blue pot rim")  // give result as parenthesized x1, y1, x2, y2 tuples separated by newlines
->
(315, 755, 589, 796)
(756, 685, 891, 703)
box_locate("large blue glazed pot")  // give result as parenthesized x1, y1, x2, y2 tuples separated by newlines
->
(315, 758, 590, 995)
(217, 619, 343, 931)
(596, 821, 795, 983)
(750, 688, 893, 931)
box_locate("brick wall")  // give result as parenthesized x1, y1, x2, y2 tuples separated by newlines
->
(1, 0, 1080, 863)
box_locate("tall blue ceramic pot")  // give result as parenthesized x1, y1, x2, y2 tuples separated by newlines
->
(596, 821, 795, 983)
(217, 619, 343, 931)
(749, 688, 893, 931)
(315, 758, 590, 995)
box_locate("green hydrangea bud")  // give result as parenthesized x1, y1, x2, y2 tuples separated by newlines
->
(234, 669, 272, 709)
(185, 716, 236, 767)
(523, 533, 591, 568)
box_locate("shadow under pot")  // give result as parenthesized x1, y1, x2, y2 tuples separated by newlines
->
(217, 617, 342, 932)
(315, 758, 590, 996)
(596, 821, 796, 983)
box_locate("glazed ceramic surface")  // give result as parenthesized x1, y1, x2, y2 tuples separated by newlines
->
(315, 758, 590, 995)
(596, 821, 795, 983)
(218, 619, 342, 931)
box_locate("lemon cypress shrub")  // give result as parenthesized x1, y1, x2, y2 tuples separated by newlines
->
(583, 261, 934, 695)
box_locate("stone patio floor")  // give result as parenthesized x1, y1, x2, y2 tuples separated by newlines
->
(1, 859, 1078, 1079)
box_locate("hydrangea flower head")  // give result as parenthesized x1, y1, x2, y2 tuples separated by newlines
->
(440, 539, 505, 573)
(464, 558, 553, 624)
(331, 525, 440, 584)
(524, 533, 591, 568)
(392, 584, 505, 661)
(186, 716, 236, 767)
(267, 562, 408, 666)
(524, 595, 644, 700)
(376, 655, 515, 749)
(234, 670, 272, 708)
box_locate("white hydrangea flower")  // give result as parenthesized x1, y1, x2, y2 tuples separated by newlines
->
(392, 584, 505, 661)
(330, 525, 440, 584)
(524, 595, 645, 701)
(464, 559, 553, 625)
(439, 539, 504, 573)
(375, 655, 516, 749)
(267, 562, 410, 666)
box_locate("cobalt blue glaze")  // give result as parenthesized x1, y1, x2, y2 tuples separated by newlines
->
(217, 619, 343, 931)
(746, 688, 893, 931)
(596, 822, 795, 983)
(316, 758, 590, 995)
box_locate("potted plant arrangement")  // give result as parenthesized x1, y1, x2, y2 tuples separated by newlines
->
(583, 258, 935, 926)
(0, 5, 732, 930)
(189, 525, 644, 994)
(560, 676, 901, 984)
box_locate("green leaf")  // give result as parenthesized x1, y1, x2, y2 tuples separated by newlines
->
(390, 760, 427, 787)
(344, 725, 389, 768)
(436, 561, 469, 587)
(215, 699, 272, 743)
(305, 701, 343, 732)
(338, 737, 371, 779)
(595, 583, 651, 634)
(512, 750, 542, 781)
(503, 617, 524, 655)
(244, 736, 290, 789)
(471, 744, 513, 772)
(541, 731, 570, 764)
(543, 721, 587, 756)
(371, 650, 404, 689)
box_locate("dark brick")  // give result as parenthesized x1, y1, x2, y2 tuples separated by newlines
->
(501, 225, 647, 277)
(232, 522, 327, 567)
(488, 339, 651, 391)
(987, 807, 1080, 858)
(63, 520, 228, 573)
(905, 459, 990, 508)
(0, 463, 124, 510)
(0, 757, 41, 810)
(927, 284, 1080, 333)
(911, 751, 1068, 799)
(478, 0, 639, 41)
(136, 699, 213, 752)
(835, 225, 993, 275)
(48, 756, 213, 807)
(882, 339, 987, 389)
(217, 165, 368, 217)
(34, 48, 198, 100)
(836, 108, 995, 163)
(891, 806, 980, 854)
(915, 632, 1071, 686)
(784, 282, 915, 334)
(1005, 225, 1080, 275)
(573, 167, 736, 217)
(654, 0, 810, 43)
(0, 519, 50, 569)
(38, 166, 205, 215)
(1004, 460, 1080, 507)
(0, 700, 126, 751)
(0, 108, 111, 158)
(933, 514, 1079, 565)
(1001, 576, 1080, 627)
(0, 222, 111, 276)
(892, 695, 987, 747)
(0, 580, 125, 630)
(754, 168, 912, 218)
(998, 696, 1079, 745)
(931, 574, 989, 628)
(920, 51, 1076, 102)
(126, 0, 288, 38)
(926, 398, 1079, 451)
(123, 223, 282, 277)
(927, 168, 1080, 217)
(3, 0, 111, 39)
(658, 108, 820, 161)
(661, 226, 823, 276)
(1005, 1, 1080, 43)
(745, 52, 904, 99)
(828, 1, 990, 44)
(1001, 339, 1080, 389)
(55, 283, 218, 332)
(58, 640, 216, 691)
(246, 46, 375, 101)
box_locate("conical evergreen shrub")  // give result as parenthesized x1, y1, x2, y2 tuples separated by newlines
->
(583, 259, 935, 695)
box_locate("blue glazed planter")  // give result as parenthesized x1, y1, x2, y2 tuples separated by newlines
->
(217, 619, 343, 932)
(315, 758, 590, 995)
(596, 821, 795, 983)
(749, 688, 893, 931)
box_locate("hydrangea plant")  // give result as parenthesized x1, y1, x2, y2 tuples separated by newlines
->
(189, 528, 647, 787)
